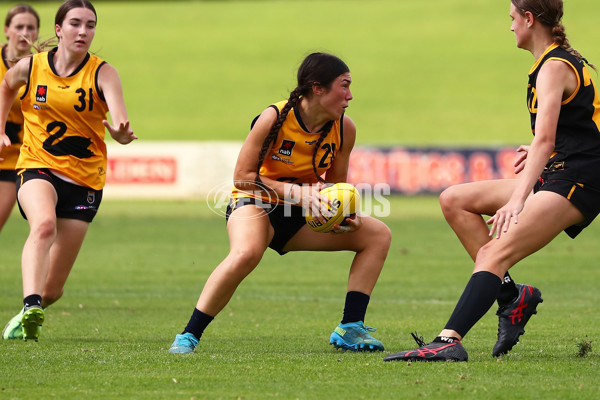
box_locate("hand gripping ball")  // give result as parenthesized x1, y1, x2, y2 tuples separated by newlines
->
(305, 183, 359, 233)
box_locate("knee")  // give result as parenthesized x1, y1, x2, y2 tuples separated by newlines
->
(379, 223, 392, 251)
(226, 248, 264, 275)
(364, 219, 392, 255)
(439, 186, 463, 218)
(30, 218, 57, 242)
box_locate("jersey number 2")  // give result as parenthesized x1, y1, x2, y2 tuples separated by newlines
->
(318, 143, 336, 168)
(42, 121, 94, 159)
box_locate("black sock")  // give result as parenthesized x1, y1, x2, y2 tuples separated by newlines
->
(341, 291, 370, 324)
(23, 294, 42, 308)
(444, 271, 502, 338)
(183, 308, 214, 340)
(497, 272, 519, 305)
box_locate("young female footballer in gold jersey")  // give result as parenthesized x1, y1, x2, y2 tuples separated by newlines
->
(170, 52, 392, 354)
(386, 0, 600, 362)
(0, 0, 136, 341)
(0, 4, 39, 234)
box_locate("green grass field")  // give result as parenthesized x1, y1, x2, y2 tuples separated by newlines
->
(1, 197, 599, 399)
(9, 0, 600, 146)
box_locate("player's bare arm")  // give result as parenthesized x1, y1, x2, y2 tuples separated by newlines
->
(0, 57, 29, 154)
(98, 63, 137, 144)
(488, 61, 566, 238)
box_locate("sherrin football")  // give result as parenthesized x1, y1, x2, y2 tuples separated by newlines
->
(305, 183, 359, 233)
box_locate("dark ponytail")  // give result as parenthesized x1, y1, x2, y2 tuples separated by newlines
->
(310, 126, 333, 184)
(255, 52, 349, 183)
(551, 24, 596, 72)
(255, 84, 309, 182)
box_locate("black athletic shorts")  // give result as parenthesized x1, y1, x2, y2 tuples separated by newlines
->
(16, 168, 102, 223)
(225, 197, 306, 255)
(534, 172, 600, 238)
(0, 169, 17, 182)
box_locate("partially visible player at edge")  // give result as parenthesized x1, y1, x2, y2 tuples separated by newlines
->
(385, 0, 600, 362)
(1, 0, 137, 341)
(0, 4, 39, 233)
(169, 52, 391, 354)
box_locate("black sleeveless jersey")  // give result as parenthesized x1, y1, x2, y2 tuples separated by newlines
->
(527, 44, 600, 187)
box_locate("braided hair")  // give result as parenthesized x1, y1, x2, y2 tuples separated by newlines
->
(255, 52, 349, 183)
(511, 0, 597, 71)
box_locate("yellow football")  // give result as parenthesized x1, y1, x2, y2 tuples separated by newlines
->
(305, 183, 359, 233)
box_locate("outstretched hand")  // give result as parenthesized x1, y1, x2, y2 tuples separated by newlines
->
(103, 120, 137, 144)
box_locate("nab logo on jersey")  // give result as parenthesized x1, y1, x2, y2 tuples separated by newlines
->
(36, 85, 48, 103)
(278, 140, 296, 157)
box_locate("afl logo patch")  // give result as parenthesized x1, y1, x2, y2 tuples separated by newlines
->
(36, 85, 48, 103)
(278, 140, 296, 157)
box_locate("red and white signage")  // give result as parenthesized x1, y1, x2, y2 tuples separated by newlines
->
(103, 142, 521, 199)
(348, 147, 519, 194)
(107, 157, 177, 184)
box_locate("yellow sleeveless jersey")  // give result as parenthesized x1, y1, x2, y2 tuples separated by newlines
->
(17, 49, 109, 189)
(232, 100, 344, 204)
(0, 45, 26, 169)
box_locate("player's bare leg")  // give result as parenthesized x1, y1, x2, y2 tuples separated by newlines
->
(42, 218, 89, 307)
(386, 191, 583, 362)
(169, 205, 272, 354)
(0, 180, 16, 232)
(286, 216, 391, 351)
(439, 179, 518, 260)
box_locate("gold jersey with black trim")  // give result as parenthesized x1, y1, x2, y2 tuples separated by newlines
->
(528, 43, 600, 187)
(0, 44, 26, 169)
(17, 48, 110, 190)
(232, 100, 344, 204)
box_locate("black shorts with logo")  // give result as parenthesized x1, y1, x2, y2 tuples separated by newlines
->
(0, 169, 17, 182)
(225, 197, 306, 255)
(16, 168, 102, 223)
(534, 171, 600, 238)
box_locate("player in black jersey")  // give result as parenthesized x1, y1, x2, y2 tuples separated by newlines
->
(386, 0, 600, 362)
